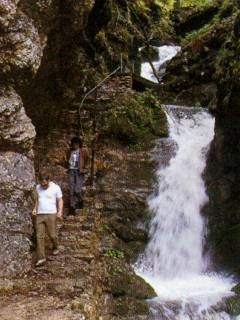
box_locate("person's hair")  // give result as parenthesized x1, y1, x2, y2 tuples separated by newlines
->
(70, 136, 82, 148)
(39, 169, 51, 182)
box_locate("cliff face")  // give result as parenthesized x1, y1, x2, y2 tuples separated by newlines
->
(23, 0, 170, 136)
(204, 2, 240, 269)
(0, 0, 48, 277)
(161, 0, 234, 107)
(0, 0, 96, 277)
(171, 0, 240, 268)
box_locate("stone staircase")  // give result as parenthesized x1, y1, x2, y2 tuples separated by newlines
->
(0, 71, 145, 320)
(0, 199, 104, 320)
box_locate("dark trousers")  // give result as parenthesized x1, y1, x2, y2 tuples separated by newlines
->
(69, 169, 84, 209)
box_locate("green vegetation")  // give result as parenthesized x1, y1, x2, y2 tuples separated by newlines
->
(103, 249, 125, 259)
(91, 0, 174, 70)
(213, 3, 240, 109)
(181, 16, 218, 46)
(180, 0, 215, 7)
(232, 284, 240, 295)
(225, 296, 240, 316)
(102, 91, 168, 144)
(97, 224, 111, 233)
(181, 0, 237, 46)
(153, 0, 214, 10)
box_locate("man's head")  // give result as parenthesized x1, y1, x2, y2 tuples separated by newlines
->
(70, 136, 82, 150)
(39, 170, 51, 189)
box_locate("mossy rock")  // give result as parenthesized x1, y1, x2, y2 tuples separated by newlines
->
(140, 46, 159, 63)
(102, 91, 168, 145)
(113, 297, 150, 317)
(87, 0, 173, 70)
(102, 258, 156, 299)
(232, 283, 240, 295)
(111, 222, 148, 243)
(225, 295, 240, 316)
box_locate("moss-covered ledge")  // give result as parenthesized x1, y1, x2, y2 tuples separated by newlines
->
(101, 90, 168, 144)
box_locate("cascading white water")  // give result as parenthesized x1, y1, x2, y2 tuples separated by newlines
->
(140, 45, 181, 83)
(147, 107, 210, 278)
(135, 106, 235, 319)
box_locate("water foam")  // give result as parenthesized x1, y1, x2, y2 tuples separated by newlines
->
(140, 45, 181, 82)
(135, 106, 235, 319)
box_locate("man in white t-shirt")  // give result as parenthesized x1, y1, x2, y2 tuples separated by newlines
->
(32, 170, 63, 267)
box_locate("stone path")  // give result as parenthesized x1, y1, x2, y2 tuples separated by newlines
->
(0, 197, 104, 320)
(0, 139, 158, 320)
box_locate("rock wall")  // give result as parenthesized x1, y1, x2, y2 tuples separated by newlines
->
(0, 0, 49, 277)
(161, 0, 234, 107)
(23, 0, 168, 137)
(204, 3, 240, 269)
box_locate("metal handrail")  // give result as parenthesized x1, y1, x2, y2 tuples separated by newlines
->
(78, 66, 121, 137)
(76, 65, 122, 187)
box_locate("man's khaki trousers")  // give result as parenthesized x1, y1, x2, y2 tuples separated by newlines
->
(36, 214, 58, 260)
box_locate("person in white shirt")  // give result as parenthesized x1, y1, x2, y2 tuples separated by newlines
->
(32, 170, 63, 267)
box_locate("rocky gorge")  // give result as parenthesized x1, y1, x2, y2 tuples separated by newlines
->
(0, 0, 168, 318)
(1, 0, 240, 319)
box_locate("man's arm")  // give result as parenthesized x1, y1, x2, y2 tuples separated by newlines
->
(57, 197, 63, 219)
(32, 190, 38, 216)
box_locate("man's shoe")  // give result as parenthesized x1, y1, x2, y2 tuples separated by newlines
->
(52, 248, 59, 256)
(35, 259, 46, 267)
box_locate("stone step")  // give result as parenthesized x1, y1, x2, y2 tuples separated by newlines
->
(58, 239, 92, 249)
(59, 242, 94, 252)
(59, 222, 95, 233)
(59, 231, 92, 240)
(71, 251, 95, 261)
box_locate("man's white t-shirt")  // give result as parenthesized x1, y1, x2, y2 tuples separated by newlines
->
(36, 182, 63, 214)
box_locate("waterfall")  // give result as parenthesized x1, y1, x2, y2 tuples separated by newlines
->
(146, 106, 211, 278)
(140, 45, 181, 83)
(135, 106, 235, 319)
